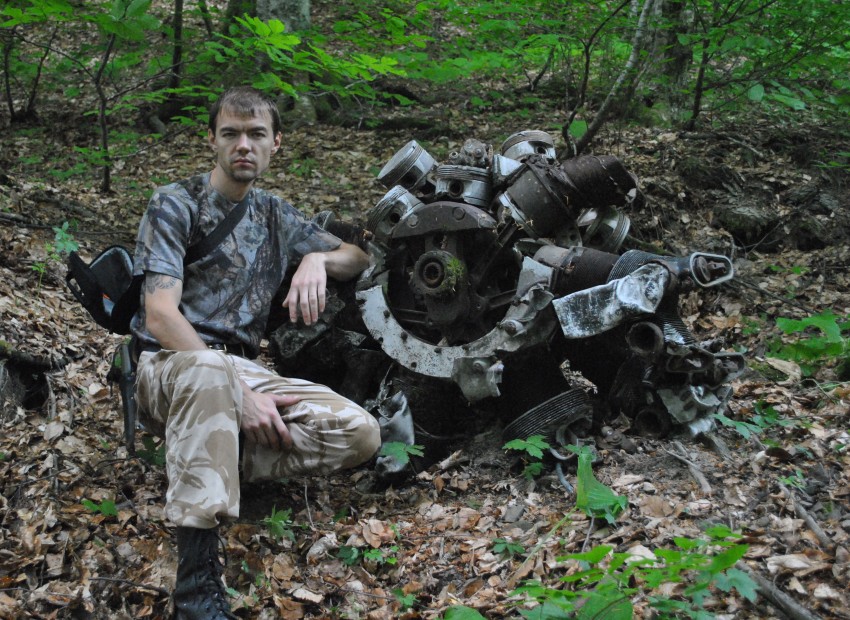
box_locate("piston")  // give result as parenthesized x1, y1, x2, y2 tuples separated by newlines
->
(433, 165, 492, 208)
(377, 140, 436, 192)
(500, 130, 557, 163)
(368, 186, 424, 243)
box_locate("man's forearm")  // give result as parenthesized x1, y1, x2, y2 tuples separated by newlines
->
(146, 306, 207, 351)
(323, 242, 369, 281)
(143, 272, 208, 351)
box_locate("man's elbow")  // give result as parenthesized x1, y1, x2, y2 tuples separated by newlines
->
(331, 243, 369, 281)
(351, 245, 369, 274)
(144, 305, 174, 339)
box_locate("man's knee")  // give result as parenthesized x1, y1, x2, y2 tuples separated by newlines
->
(346, 408, 381, 467)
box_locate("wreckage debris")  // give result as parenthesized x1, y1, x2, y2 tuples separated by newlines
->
(271, 131, 745, 476)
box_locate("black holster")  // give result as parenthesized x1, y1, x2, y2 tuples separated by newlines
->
(107, 338, 138, 454)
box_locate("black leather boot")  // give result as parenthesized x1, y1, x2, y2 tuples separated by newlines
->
(173, 527, 236, 620)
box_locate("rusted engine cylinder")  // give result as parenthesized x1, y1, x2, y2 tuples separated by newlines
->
(433, 165, 492, 208)
(533, 245, 620, 296)
(561, 155, 642, 209)
(368, 186, 423, 243)
(497, 164, 572, 238)
(500, 130, 557, 162)
(377, 140, 436, 192)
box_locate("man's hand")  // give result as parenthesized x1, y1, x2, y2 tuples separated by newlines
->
(240, 382, 300, 450)
(282, 242, 369, 326)
(282, 252, 328, 325)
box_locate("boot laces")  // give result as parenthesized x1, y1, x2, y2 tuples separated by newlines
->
(202, 537, 236, 618)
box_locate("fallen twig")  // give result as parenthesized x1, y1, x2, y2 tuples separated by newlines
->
(664, 441, 712, 495)
(778, 482, 836, 552)
(435, 449, 468, 472)
(737, 561, 824, 620)
(90, 576, 170, 597)
(506, 512, 573, 589)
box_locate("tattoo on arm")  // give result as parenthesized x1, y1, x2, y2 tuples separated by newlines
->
(145, 274, 179, 294)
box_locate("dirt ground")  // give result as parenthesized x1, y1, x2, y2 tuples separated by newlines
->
(1, 109, 849, 619)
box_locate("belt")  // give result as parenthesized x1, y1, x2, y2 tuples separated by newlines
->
(137, 342, 255, 359)
(207, 342, 255, 358)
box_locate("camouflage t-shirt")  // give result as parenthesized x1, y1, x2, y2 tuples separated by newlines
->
(130, 172, 341, 354)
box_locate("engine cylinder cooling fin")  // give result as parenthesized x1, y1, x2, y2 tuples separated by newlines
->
(655, 299, 697, 346)
(533, 245, 619, 297)
(502, 388, 593, 442)
(607, 249, 667, 281)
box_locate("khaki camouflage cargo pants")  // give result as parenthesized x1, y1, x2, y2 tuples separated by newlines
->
(135, 349, 381, 529)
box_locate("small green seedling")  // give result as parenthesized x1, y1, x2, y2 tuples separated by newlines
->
(337, 545, 361, 566)
(503, 435, 550, 480)
(137, 436, 166, 467)
(82, 498, 118, 517)
(262, 505, 295, 542)
(363, 545, 398, 565)
(393, 588, 418, 611)
(779, 467, 806, 489)
(31, 221, 78, 289)
(492, 537, 525, 559)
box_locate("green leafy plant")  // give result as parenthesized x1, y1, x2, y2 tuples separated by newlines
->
(32, 221, 78, 288)
(513, 525, 757, 619)
(492, 537, 525, 560)
(503, 435, 550, 480)
(778, 467, 806, 490)
(715, 400, 799, 441)
(337, 544, 361, 566)
(769, 310, 850, 377)
(262, 506, 295, 542)
(378, 441, 424, 467)
(82, 498, 118, 517)
(338, 542, 398, 569)
(393, 588, 418, 611)
(442, 606, 486, 620)
(137, 436, 166, 467)
(363, 545, 398, 565)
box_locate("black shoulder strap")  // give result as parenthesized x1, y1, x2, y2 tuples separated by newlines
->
(183, 194, 250, 266)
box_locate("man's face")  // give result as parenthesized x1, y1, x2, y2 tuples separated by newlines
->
(208, 107, 281, 185)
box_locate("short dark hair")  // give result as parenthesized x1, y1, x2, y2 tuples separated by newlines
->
(208, 86, 282, 136)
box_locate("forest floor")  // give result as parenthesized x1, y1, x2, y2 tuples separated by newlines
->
(1, 99, 850, 620)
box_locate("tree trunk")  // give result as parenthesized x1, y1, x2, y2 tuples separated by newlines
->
(156, 0, 185, 122)
(257, 0, 310, 31)
(167, 0, 183, 91)
(684, 37, 710, 130)
(575, 0, 658, 154)
(222, 0, 255, 33)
